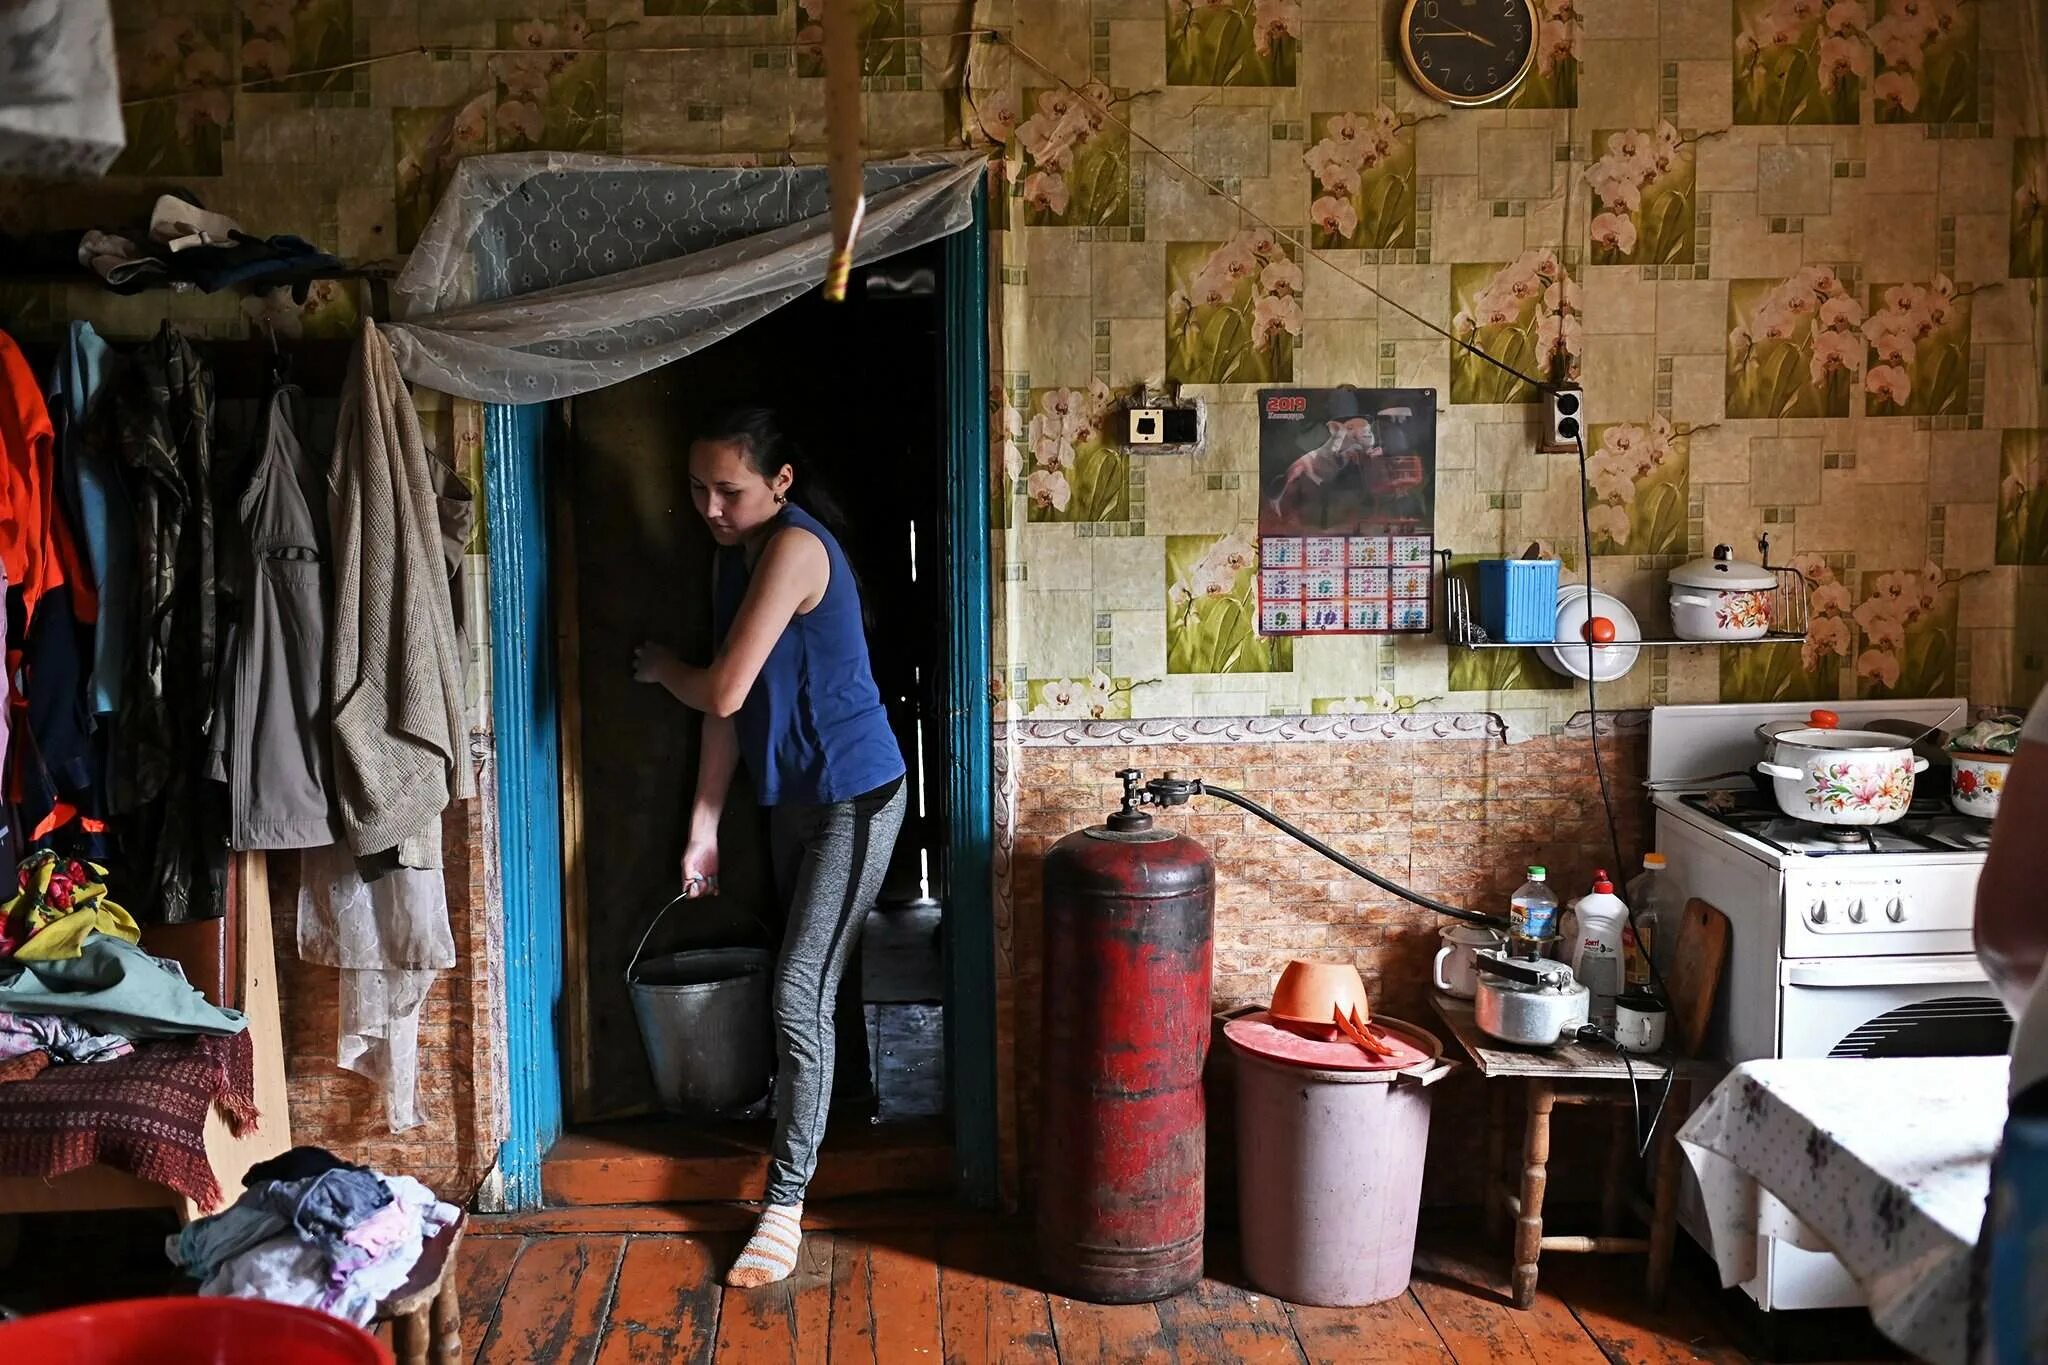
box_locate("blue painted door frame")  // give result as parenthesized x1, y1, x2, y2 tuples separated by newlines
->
(485, 191, 997, 1210)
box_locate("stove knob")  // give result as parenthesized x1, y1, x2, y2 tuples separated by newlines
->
(1808, 899, 1828, 924)
(1886, 898, 1906, 923)
(1847, 899, 1867, 924)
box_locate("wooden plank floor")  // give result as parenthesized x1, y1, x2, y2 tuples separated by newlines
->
(453, 1224, 1809, 1365)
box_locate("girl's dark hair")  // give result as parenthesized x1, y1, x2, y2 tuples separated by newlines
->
(700, 405, 851, 541)
(700, 405, 871, 627)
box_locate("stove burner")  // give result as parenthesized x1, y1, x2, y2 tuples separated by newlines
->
(1677, 790, 1988, 856)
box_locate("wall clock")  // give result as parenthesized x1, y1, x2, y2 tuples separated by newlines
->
(1397, 0, 1539, 108)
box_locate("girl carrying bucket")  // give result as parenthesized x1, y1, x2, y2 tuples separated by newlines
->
(633, 406, 906, 1289)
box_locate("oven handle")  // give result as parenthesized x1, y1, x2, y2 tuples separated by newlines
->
(1786, 959, 1990, 988)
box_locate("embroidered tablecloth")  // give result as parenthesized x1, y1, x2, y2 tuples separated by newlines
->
(1678, 1056, 2006, 1365)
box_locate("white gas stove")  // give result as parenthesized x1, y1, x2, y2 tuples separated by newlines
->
(1647, 698, 2011, 1313)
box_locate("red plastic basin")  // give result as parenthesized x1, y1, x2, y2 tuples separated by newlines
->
(0, 1297, 391, 1365)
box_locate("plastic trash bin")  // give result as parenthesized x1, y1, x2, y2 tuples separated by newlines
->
(1226, 1012, 1452, 1307)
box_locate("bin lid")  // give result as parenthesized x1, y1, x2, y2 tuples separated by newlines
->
(1224, 1010, 1437, 1074)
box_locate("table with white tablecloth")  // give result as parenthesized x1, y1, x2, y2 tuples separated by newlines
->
(1677, 1056, 2007, 1365)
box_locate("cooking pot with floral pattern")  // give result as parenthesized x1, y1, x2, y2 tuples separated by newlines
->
(1950, 751, 2009, 820)
(1755, 726, 1929, 826)
(1668, 545, 1776, 641)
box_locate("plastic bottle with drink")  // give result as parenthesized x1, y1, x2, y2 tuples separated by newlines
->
(1509, 867, 1558, 951)
(1624, 852, 1669, 990)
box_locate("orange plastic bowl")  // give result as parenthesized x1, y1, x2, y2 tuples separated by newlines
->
(1268, 959, 1369, 1029)
(0, 1298, 391, 1365)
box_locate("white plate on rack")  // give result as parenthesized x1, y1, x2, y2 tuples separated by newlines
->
(1535, 584, 1640, 683)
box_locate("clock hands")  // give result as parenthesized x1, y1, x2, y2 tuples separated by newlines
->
(1414, 24, 1497, 47)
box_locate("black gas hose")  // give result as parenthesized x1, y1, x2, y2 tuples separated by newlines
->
(1121, 770, 1513, 931)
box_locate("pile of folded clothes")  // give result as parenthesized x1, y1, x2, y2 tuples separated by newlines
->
(0, 850, 248, 1068)
(168, 1146, 460, 1326)
(3, 193, 342, 295)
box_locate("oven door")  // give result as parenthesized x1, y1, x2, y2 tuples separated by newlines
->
(1779, 955, 2014, 1059)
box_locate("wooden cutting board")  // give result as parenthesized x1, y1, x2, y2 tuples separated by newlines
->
(1667, 898, 1731, 1058)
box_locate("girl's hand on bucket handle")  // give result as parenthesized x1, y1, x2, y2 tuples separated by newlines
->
(681, 839, 720, 898)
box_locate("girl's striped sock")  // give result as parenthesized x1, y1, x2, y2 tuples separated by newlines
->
(725, 1202, 804, 1288)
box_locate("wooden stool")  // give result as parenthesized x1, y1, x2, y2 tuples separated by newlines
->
(373, 1213, 466, 1365)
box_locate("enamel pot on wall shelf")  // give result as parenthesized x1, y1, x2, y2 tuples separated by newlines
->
(1667, 544, 1776, 641)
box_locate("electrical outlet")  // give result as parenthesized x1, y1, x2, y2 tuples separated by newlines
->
(1127, 407, 1166, 446)
(1124, 402, 1204, 451)
(1540, 386, 1583, 453)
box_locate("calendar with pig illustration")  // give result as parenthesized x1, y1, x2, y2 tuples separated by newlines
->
(1255, 387, 1436, 636)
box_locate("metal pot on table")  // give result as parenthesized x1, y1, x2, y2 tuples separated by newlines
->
(1472, 951, 1590, 1048)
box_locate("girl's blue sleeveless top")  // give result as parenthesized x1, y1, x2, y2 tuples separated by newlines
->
(712, 504, 905, 807)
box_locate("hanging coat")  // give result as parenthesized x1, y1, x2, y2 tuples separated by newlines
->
(327, 323, 472, 870)
(99, 323, 225, 922)
(49, 320, 134, 718)
(214, 386, 340, 851)
(0, 328, 95, 633)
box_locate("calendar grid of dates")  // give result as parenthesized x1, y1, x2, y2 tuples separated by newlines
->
(1258, 534, 1435, 635)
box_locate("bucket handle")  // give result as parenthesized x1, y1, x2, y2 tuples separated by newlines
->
(625, 893, 775, 984)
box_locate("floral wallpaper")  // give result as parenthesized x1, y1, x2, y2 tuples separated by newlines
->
(0, 0, 2038, 744)
(975, 0, 2044, 739)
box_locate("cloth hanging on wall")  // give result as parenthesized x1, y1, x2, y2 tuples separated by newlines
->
(0, 332, 96, 634)
(296, 842, 453, 1133)
(209, 386, 342, 853)
(97, 324, 226, 922)
(327, 323, 473, 869)
(49, 321, 135, 719)
(382, 154, 984, 403)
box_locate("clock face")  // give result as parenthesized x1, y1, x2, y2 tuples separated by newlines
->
(1399, 0, 1539, 107)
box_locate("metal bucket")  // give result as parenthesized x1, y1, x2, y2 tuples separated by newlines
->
(626, 898, 774, 1116)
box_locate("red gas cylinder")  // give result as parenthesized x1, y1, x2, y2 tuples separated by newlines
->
(1036, 770, 1215, 1304)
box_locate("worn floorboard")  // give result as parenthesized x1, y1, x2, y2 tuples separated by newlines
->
(1043, 1293, 1173, 1365)
(475, 1235, 627, 1365)
(1410, 1243, 1612, 1365)
(936, 1230, 1060, 1365)
(443, 1223, 1769, 1364)
(456, 1235, 525, 1356)
(593, 1235, 722, 1365)
(1542, 1252, 1751, 1365)
(1288, 1295, 1455, 1365)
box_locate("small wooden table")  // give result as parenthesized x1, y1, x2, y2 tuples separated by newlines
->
(1430, 994, 1695, 1309)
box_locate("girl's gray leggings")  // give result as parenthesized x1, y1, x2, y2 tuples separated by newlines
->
(764, 779, 906, 1204)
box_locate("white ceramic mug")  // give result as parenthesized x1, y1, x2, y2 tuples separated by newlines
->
(1433, 923, 1507, 999)
(1614, 992, 1667, 1053)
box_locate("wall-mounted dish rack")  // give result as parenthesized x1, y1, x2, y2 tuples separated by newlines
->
(1436, 538, 1812, 652)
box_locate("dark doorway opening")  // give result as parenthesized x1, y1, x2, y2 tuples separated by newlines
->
(546, 242, 953, 1203)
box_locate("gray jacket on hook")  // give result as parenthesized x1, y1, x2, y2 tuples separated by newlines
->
(211, 385, 342, 851)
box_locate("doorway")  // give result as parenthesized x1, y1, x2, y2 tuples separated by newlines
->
(542, 239, 967, 1202)
(485, 192, 994, 1213)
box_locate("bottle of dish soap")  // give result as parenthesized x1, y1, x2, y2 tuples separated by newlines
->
(1569, 870, 1628, 1028)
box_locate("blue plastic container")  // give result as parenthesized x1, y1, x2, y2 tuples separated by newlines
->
(1477, 559, 1560, 643)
